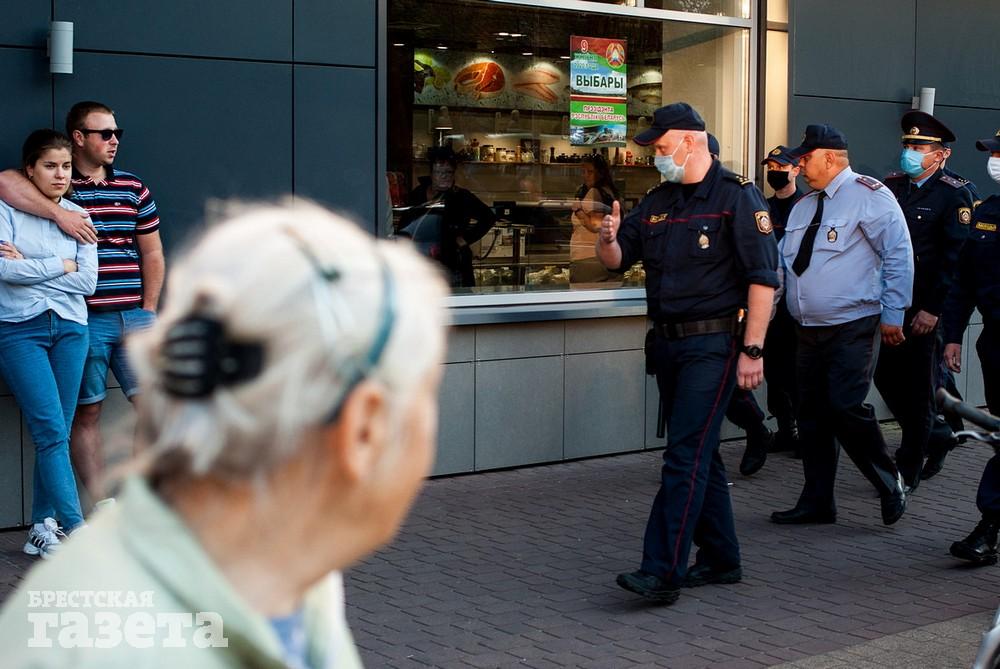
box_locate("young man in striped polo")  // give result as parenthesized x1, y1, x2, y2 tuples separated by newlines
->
(0, 101, 165, 501)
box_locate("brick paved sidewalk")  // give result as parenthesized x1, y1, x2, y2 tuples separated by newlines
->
(0, 426, 996, 668)
(346, 426, 999, 668)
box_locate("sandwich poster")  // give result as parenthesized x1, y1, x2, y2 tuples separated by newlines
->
(569, 36, 627, 147)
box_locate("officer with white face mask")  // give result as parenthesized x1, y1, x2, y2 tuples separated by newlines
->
(876, 111, 975, 493)
(940, 128, 1000, 566)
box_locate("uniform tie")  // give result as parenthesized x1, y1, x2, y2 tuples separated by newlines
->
(791, 191, 826, 276)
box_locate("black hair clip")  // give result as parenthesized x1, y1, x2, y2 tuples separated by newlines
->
(160, 315, 265, 398)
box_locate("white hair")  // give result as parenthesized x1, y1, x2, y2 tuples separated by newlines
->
(128, 199, 449, 480)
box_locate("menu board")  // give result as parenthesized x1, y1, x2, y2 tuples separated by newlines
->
(569, 36, 627, 147)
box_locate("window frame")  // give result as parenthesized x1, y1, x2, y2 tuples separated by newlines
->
(378, 0, 760, 324)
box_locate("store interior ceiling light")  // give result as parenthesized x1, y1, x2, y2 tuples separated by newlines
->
(436, 45, 448, 50)
(521, 52, 532, 56)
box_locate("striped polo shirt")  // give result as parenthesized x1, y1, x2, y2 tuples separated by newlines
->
(69, 165, 160, 311)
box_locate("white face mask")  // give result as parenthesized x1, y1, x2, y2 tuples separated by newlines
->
(988, 156, 1000, 185)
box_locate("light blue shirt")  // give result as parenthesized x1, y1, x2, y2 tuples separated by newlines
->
(0, 199, 98, 325)
(780, 166, 913, 327)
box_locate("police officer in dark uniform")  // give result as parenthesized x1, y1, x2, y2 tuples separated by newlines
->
(940, 128, 1000, 565)
(761, 146, 805, 456)
(874, 111, 973, 492)
(600, 103, 778, 603)
(707, 132, 777, 477)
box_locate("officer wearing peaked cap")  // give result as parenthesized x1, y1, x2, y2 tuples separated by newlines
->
(874, 111, 974, 491)
(599, 102, 778, 604)
(772, 124, 913, 527)
(940, 127, 1000, 566)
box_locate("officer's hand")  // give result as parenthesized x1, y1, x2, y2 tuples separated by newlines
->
(737, 354, 764, 390)
(881, 324, 905, 346)
(944, 343, 963, 373)
(909, 310, 938, 336)
(599, 200, 621, 244)
(55, 208, 98, 245)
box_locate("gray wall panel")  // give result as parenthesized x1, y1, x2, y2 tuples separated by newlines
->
(444, 326, 475, 363)
(916, 1, 1000, 110)
(295, 0, 376, 67)
(55, 1, 291, 61)
(965, 323, 986, 407)
(475, 321, 563, 360)
(0, 398, 22, 528)
(564, 316, 646, 355)
(0, 4, 48, 47)
(791, 0, 914, 102)
(645, 375, 660, 449)
(0, 48, 54, 168)
(475, 357, 563, 470)
(789, 97, 911, 183)
(294, 65, 376, 229)
(55, 53, 293, 255)
(564, 351, 644, 459)
(434, 363, 475, 475)
(927, 106, 1000, 199)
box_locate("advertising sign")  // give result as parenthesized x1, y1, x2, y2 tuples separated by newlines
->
(569, 36, 627, 147)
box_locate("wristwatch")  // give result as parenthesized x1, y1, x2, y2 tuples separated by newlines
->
(742, 344, 763, 360)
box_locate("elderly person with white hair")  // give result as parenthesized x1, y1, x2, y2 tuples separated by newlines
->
(0, 200, 449, 668)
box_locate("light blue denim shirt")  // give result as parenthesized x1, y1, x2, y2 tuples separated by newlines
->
(780, 166, 914, 327)
(0, 199, 98, 326)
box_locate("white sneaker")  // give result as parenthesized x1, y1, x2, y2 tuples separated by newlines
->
(23, 518, 66, 559)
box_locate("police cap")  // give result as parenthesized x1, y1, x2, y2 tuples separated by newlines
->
(786, 124, 848, 159)
(975, 128, 1000, 153)
(634, 102, 706, 146)
(900, 110, 955, 145)
(760, 145, 799, 167)
(707, 133, 720, 157)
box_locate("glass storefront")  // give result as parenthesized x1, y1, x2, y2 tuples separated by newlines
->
(386, 0, 753, 296)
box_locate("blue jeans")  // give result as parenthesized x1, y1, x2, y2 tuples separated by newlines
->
(0, 311, 87, 529)
(79, 308, 156, 404)
(641, 331, 740, 586)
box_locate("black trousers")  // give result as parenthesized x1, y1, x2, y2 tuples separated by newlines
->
(764, 299, 798, 427)
(873, 314, 937, 484)
(976, 324, 1000, 517)
(795, 315, 900, 511)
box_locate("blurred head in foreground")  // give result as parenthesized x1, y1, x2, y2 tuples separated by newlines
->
(0, 200, 448, 667)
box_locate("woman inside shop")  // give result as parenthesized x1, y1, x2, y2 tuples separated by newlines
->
(399, 146, 496, 288)
(0, 201, 449, 668)
(0, 129, 96, 559)
(570, 153, 621, 284)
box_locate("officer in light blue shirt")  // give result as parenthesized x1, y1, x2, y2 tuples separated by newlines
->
(771, 124, 913, 529)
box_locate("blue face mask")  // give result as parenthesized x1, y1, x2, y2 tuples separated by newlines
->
(654, 143, 689, 183)
(899, 148, 930, 178)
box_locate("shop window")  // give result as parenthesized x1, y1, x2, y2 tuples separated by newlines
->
(387, 0, 750, 295)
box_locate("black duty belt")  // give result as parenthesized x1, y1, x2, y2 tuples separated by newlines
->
(654, 315, 743, 340)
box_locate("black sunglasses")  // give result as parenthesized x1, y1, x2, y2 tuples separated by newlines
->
(81, 128, 124, 141)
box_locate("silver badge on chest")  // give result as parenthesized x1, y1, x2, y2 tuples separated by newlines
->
(698, 233, 710, 249)
(827, 227, 837, 243)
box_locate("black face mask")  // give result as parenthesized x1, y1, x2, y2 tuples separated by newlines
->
(766, 170, 792, 191)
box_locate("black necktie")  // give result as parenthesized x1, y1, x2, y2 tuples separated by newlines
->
(791, 191, 826, 276)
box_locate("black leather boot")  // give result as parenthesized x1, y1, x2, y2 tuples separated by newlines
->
(950, 518, 999, 565)
(771, 416, 800, 454)
(739, 425, 772, 476)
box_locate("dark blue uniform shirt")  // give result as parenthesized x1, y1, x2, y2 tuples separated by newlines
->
(766, 188, 803, 242)
(615, 160, 779, 323)
(884, 169, 974, 316)
(943, 195, 1000, 343)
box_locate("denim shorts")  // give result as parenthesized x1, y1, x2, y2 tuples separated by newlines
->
(79, 307, 156, 405)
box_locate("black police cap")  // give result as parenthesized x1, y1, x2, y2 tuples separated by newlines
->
(786, 124, 848, 159)
(900, 110, 955, 145)
(707, 133, 720, 157)
(975, 128, 1000, 153)
(634, 102, 706, 146)
(760, 145, 798, 167)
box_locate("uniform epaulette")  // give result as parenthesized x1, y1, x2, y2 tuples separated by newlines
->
(645, 181, 670, 197)
(939, 173, 969, 189)
(883, 171, 906, 180)
(721, 171, 754, 187)
(855, 175, 884, 191)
